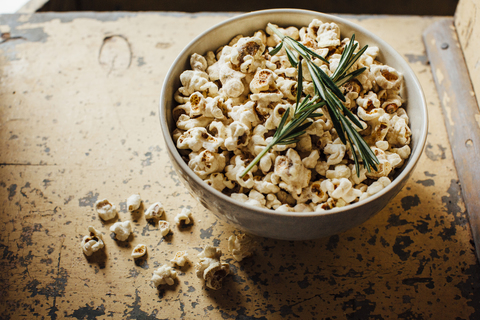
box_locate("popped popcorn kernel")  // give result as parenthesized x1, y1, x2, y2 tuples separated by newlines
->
(175, 208, 193, 226)
(196, 246, 230, 290)
(228, 233, 258, 261)
(81, 226, 104, 256)
(110, 220, 132, 241)
(171, 251, 189, 267)
(152, 265, 177, 287)
(131, 244, 147, 259)
(127, 194, 142, 211)
(159, 221, 171, 237)
(145, 202, 165, 221)
(95, 199, 117, 221)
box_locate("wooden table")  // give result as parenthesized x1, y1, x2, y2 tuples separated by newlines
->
(0, 12, 478, 319)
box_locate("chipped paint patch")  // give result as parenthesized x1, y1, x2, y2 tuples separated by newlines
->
(442, 91, 455, 126)
(436, 67, 444, 84)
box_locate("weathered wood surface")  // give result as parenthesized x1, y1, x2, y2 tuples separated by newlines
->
(424, 18, 480, 263)
(0, 12, 478, 319)
(455, 0, 480, 107)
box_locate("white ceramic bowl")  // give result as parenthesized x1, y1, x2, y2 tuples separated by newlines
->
(159, 9, 427, 240)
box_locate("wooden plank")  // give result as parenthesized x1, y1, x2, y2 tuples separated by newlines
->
(424, 18, 480, 262)
(455, 0, 480, 107)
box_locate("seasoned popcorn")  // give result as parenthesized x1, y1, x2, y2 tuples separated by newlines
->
(196, 246, 230, 290)
(172, 19, 412, 212)
(175, 208, 193, 225)
(159, 221, 171, 237)
(152, 265, 177, 287)
(171, 250, 189, 267)
(131, 244, 147, 259)
(127, 194, 142, 211)
(95, 199, 117, 221)
(110, 220, 132, 241)
(145, 202, 165, 221)
(81, 226, 104, 256)
(227, 233, 258, 261)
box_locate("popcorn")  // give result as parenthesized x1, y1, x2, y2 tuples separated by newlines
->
(324, 138, 347, 166)
(196, 246, 230, 290)
(95, 199, 117, 221)
(360, 177, 391, 200)
(171, 251, 189, 267)
(225, 154, 255, 189)
(110, 221, 132, 241)
(171, 20, 412, 212)
(274, 149, 311, 195)
(326, 164, 351, 180)
(316, 22, 341, 48)
(127, 194, 142, 211)
(159, 221, 170, 237)
(249, 68, 278, 94)
(81, 226, 104, 256)
(302, 150, 320, 169)
(387, 114, 411, 147)
(231, 190, 267, 208)
(177, 127, 223, 152)
(188, 149, 226, 179)
(228, 233, 257, 261)
(131, 244, 147, 259)
(152, 265, 177, 287)
(145, 202, 165, 221)
(175, 208, 193, 225)
(370, 65, 403, 90)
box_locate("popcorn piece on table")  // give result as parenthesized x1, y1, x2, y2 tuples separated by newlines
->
(159, 221, 171, 237)
(81, 226, 105, 256)
(228, 233, 258, 262)
(175, 208, 193, 226)
(127, 194, 142, 211)
(145, 202, 165, 221)
(196, 246, 230, 290)
(131, 244, 147, 259)
(152, 265, 177, 287)
(110, 220, 133, 241)
(95, 199, 117, 221)
(171, 251, 189, 267)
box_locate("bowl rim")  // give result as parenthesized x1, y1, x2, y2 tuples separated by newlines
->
(159, 8, 428, 219)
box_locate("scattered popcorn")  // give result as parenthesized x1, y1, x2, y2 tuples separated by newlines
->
(95, 199, 117, 221)
(196, 246, 230, 290)
(175, 208, 193, 225)
(81, 226, 104, 256)
(159, 221, 171, 237)
(110, 220, 133, 241)
(127, 194, 142, 211)
(152, 265, 177, 287)
(228, 233, 258, 261)
(171, 251, 189, 267)
(145, 202, 165, 221)
(131, 244, 147, 259)
(172, 19, 411, 212)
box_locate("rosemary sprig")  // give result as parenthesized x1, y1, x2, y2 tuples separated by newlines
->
(239, 66, 326, 178)
(240, 24, 379, 178)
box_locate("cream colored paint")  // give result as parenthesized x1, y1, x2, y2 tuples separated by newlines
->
(455, 0, 480, 106)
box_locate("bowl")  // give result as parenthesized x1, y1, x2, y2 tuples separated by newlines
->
(159, 9, 428, 240)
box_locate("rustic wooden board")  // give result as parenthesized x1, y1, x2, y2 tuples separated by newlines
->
(424, 18, 480, 262)
(0, 12, 479, 319)
(455, 0, 480, 107)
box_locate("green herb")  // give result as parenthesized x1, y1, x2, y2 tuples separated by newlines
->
(240, 24, 379, 178)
